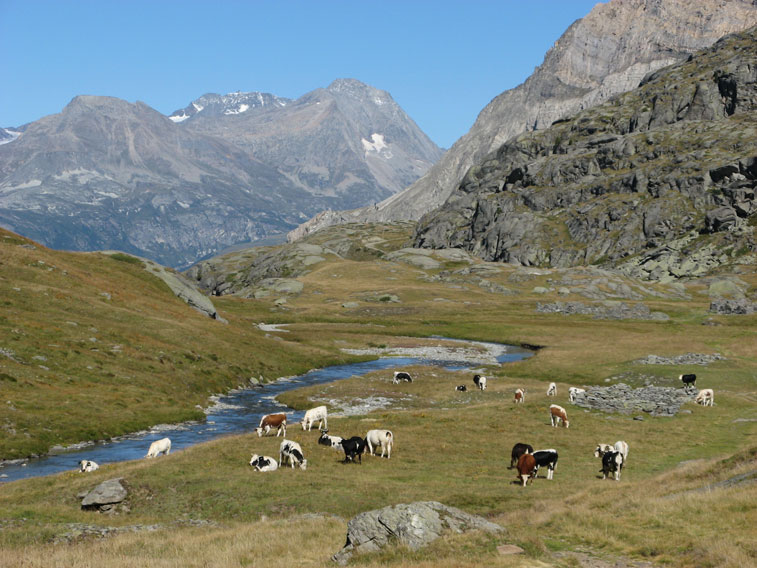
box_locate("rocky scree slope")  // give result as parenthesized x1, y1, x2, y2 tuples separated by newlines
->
(412, 27, 757, 280)
(288, 0, 757, 240)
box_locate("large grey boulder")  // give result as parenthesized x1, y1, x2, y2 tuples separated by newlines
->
(332, 501, 503, 564)
(81, 478, 127, 510)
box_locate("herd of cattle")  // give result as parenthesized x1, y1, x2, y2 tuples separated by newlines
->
(77, 371, 715, 485)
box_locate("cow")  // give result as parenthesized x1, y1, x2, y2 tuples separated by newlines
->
(532, 449, 559, 480)
(550, 404, 569, 428)
(516, 453, 537, 486)
(78, 459, 99, 473)
(695, 388, 714, 407)
(514, 388, 525, 403)
(568, 387, 586, 403)
(455, 385, 468, 392)
(510, 442, 534, 468)
(547, 382, 557, 397)
(593, 443, 614, 458)
(393, 371, 413, 384)
(279, 439, 307, 470)
(365, 429, 393, 459)
(679, 373, 697, 390)
(145, 437, 171, 458)
(249, 454, 278, 472)
(614, 440, 629, 462)
(318, 429, 343, 450)
(601, 451, 624, 481)
(255, 413, 287, 437)
(473, 374, 487, 391)
(341, 436, 367, 464)
(301, 405, 328, 431)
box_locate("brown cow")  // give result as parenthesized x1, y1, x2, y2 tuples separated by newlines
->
(517, 453, 536, 486)
(255, 413, 287, 437)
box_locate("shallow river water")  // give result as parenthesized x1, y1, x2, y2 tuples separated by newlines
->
(0, 340, 531, 483)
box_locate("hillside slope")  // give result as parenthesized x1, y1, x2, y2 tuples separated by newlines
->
(413, 26, 757, 280)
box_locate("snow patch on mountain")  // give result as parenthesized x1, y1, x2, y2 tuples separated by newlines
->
(362, 133, 388, 154)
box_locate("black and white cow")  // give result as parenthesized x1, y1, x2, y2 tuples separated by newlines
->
(455, 385, 468, 392)
(531, 449, 559, 480)
(249, 454, 278, 472)
(279, 439, 307, 470)
(340, 436, 367, 464)
(601, 451, 624, 481)
(679, 373, 697, 389)
(78, 459, 99, 473)
(393, 371, 413, 384)
(318, 429, 344, 450)
(473, 374, 487, 391)
(510, 442, 533, 468)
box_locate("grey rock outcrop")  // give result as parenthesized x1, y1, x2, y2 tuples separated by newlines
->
(572, 383, 696, 416)
(709, 298, 757, 314)
(634, 353, 725, 365)
(536, 301, 669, 321)
(81, 478, 127, 511)
(413, 26, 757, 279)
(332, 501, 503, 565)
(290, 0, 757, 239)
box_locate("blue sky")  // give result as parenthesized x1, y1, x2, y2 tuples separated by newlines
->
(0, 0, 600, 148)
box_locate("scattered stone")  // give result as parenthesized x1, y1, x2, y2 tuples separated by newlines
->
(533, 286, 549, 294)
(634, 416, 645, 421)
(497, 544, 525, 555)
(537, 301, 669, 320)
(341, 302, 359, 309)
(709, 298, 757, 315)
(332, 501, 503, 565)
(634, 353, 725, 365)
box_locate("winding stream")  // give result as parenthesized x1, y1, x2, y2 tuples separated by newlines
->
(0, 340, 531, 483)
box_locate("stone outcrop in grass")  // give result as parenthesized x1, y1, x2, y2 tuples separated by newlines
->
(572, 383, 696, 416)
(634, 353, 726, 365)
(332, 501, 503, 565)
(536, 301, 669, 320)
(80, 478, 127, 512)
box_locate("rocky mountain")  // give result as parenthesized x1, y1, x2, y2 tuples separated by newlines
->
(0, 127, 21, 145)
(0, 96, 317, 268)
(174, 79, 443, 209)
(0, 80, 441, 268)
(288, 0, 757, 241)
(412, 26, 757, 281)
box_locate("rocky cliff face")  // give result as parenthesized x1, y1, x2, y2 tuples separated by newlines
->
(0, 80, 441, 268)
(289, 0, 757, 240)
(412, 26, 757, 280)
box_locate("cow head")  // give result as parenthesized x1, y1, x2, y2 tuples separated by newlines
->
(249, 453, 260, 467)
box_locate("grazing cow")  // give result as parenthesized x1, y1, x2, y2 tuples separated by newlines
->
(255, 413, 287, 437)
(593, 443, 614, 458)
(510, 442, 534, 468)
(568, 387, 585, 403)
(301, 405, 328, 431)
(393, 371, 413, 384)
(514, 388, 525, 403)
(365, 429, 393, 459)
(550, 405, 570, 428)
(473, 374, 487, 391)
(249, 454, 278, 472)
(78, 459, 99, 473)
(318, 429, 344, 450)
(145, 437, 171, 458)
(532, 449, 559, 480)
(601, 451, 624, 481)
(341, 436, 367, 464)
(695, 388, 714, 407)
(516, 453, 537, 486)
(614, 440, 629, 462)
(279, 439, 307, 470)
(547, 382, 557, 397)
(455, 385, 468, 392)
(679, 373, 697, 389)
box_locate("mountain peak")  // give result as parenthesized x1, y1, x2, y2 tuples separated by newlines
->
(326, 78, 393, 105)
(168, 91, 291, 123)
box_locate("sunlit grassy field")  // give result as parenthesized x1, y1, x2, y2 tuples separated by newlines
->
(0, 224, 755, 566)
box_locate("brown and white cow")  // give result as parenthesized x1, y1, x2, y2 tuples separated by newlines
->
(695, 388, 714, 407)
(549, 404, 569, 428)
(255, 413, 287, 437)
(514, 388, 525, 404)
(516, 453, 537, 486)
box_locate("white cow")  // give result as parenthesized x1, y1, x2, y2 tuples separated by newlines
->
(279, 439, 307, 470)
(365, 429, 394, 459)
(473, 375, 487, 391)
(568, 387, 585, 403)
(614, 440, 629, 462)
(78, 459, 99, 473)
(695, 388, 714, 407)
(547, 382, 557, 397)
(145, 437, 171, 458)
(249, 454, 278, 472)
(301, 405, 328, 431)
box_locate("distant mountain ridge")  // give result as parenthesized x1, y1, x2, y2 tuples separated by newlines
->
(0, 79, 441, 268)
(288, 0, 757, 241)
